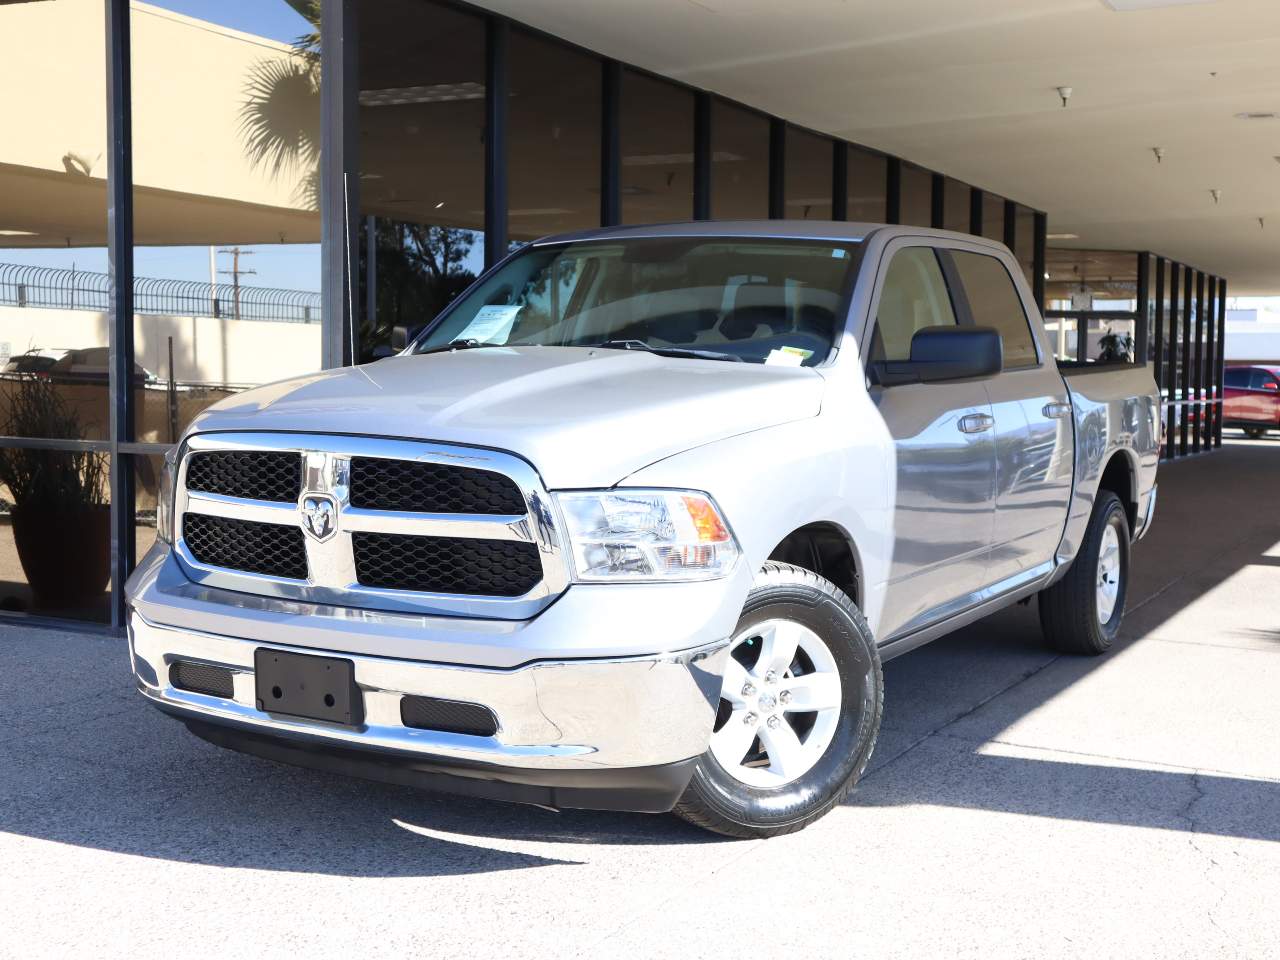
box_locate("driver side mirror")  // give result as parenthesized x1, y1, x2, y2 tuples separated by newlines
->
(370, 326, 411, 361)
(872, 326, 1003, 387)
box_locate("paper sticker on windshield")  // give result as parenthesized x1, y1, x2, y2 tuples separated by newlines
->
(765, 346, 814, 367)
(458, 304, 521, 344)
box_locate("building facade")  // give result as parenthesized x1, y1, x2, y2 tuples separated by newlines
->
(0, 0, 1226, 630)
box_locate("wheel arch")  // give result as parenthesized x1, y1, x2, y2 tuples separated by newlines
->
(1097, 449, 1138, 532)
(766, 521, 863, 609)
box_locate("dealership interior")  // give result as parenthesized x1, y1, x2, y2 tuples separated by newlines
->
(0, 0, 1271, 628)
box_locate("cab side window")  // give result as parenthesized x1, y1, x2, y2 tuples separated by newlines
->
(870, 246, 957, 363)
(1224, 368, 1249, 388)
(1249, 369, 1278, 391)
(951, 250, 1039, 368)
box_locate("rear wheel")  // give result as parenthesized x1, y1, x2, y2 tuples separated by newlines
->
(1038, 490, 1130, 655)
(673, 562, 882, 838)
(1244, 425, 1267, 439)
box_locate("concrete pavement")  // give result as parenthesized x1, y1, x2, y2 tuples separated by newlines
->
(2, 438, 1278, 958)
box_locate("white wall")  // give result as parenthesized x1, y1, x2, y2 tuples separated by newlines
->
(0, 305, 321, 386)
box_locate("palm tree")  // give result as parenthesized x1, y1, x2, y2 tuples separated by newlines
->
(237, 1, 321, 210)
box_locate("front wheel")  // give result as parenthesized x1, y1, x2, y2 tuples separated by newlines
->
(1038, 490, 1130, 655)
(673, 562, 883, 838)
(1243, 425, 1267, 439)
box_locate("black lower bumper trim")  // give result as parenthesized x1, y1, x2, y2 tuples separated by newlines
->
(177, 713, 697, 814)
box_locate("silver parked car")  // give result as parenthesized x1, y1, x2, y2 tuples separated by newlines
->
(126, 222, 1159, 837)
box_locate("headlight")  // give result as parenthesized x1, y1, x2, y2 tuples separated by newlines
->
(155, 449, 176, 544)
(554, 489, 740, 582)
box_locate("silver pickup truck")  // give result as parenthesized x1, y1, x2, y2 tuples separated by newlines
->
(125, 222, 1159, 837)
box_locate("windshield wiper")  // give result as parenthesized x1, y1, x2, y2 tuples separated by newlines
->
(585, 340, 743, 363)
(416, 338, 503, 356)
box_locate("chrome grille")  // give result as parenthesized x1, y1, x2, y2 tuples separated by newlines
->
(173, 433, 567, 619)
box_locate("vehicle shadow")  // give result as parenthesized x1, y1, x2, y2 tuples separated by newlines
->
(0, 704, 721, 878)
(1, 442, 1277, 874)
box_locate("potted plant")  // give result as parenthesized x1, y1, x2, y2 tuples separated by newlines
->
(1097, 330, 1135, 363)
(0, 372, 110, 610)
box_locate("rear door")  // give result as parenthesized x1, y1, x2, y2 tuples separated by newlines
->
(947, 247, 1074, 585)
(864, 242, 998, 641)
(1223, 367, 1251, 422)
(1249, 368, 1280, 422)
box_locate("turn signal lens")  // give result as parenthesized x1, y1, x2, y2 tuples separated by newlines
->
(554, 489, 740, 582)
(156, 449, 176, 544)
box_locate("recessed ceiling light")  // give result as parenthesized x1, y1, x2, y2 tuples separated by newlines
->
(0, 229, 37, 237)
(1102, 0, 1216, 10)
(1235, 111, 1278, 120)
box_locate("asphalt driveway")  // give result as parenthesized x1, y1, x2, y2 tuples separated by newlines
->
(2, 439, 1278, 959)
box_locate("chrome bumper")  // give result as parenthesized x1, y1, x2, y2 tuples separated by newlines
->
(128, 612, 728, 772)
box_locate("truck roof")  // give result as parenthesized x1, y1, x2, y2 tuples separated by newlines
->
(534, 219, 1014, 251)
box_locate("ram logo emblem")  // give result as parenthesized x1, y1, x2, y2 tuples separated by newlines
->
(300, 493, 338, 542)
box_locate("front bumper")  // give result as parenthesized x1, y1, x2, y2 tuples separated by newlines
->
(128, 611, 729, 812)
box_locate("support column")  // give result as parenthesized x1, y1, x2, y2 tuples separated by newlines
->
(1033, 211, 1047, 313)
(832, 142, 848, 221)
(484, 18, 509, 267)
(885, 157, 901, 224)
(319, 0, 359, 367)
(105, 0, 135, 629)
(930, 173, 945, 229)
(693, 92, 711, 220)
(768, 119, 785, 219)
(969, 187, 983, 236)
(600, 60, 621, 227)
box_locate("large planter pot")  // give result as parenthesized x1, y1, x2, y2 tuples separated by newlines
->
(10, 503, 112, 611)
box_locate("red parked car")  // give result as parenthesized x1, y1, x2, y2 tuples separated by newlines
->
(1223, 365, 1280, 438)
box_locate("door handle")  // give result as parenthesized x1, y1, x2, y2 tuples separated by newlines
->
(1043, 401, 1073, 419)
(958, 413, 995, 434)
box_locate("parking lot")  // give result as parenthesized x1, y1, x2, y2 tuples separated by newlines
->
(2, 439, 1278, 959)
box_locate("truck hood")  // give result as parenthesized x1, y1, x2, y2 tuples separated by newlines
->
(186, 347, 825, 488)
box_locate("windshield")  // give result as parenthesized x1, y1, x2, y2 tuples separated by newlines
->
(410, 237, 860, 366)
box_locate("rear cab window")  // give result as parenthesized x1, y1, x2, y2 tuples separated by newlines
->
(950, 250, 1039, 368)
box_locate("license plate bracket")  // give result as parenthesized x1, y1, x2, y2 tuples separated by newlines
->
(254, 649, 363, 726)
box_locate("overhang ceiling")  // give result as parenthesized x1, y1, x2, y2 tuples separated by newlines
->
(470, 0, 1280, 294)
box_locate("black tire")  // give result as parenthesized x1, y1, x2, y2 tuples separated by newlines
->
(1038, 490, 1130, 655)
(673, 562, 883, 839)
(1244, 425, 1266, 439)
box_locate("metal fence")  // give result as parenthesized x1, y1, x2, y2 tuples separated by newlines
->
(0, 262, 321, 324)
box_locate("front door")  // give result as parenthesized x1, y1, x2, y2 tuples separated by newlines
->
(866, 243, 998, 641)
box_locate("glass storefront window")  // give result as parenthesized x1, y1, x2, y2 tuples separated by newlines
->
(710, 100, 769, 220)
(0, 0, 113, 622)
(847, 146, 887, 223)
(1, 0, 111, 440)
(508, 30, 601, 241)
(359, 0, 486, 360)
(899, 163, 931, 227)
(785, 128, 832, 220)
(1046, 249, 1139, 311)
(620, 70, 694, 225)
(0, 444, 112, 622)
(129, 0, 324, 436)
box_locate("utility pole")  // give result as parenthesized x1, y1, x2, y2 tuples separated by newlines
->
(216, 246, 256, 320)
